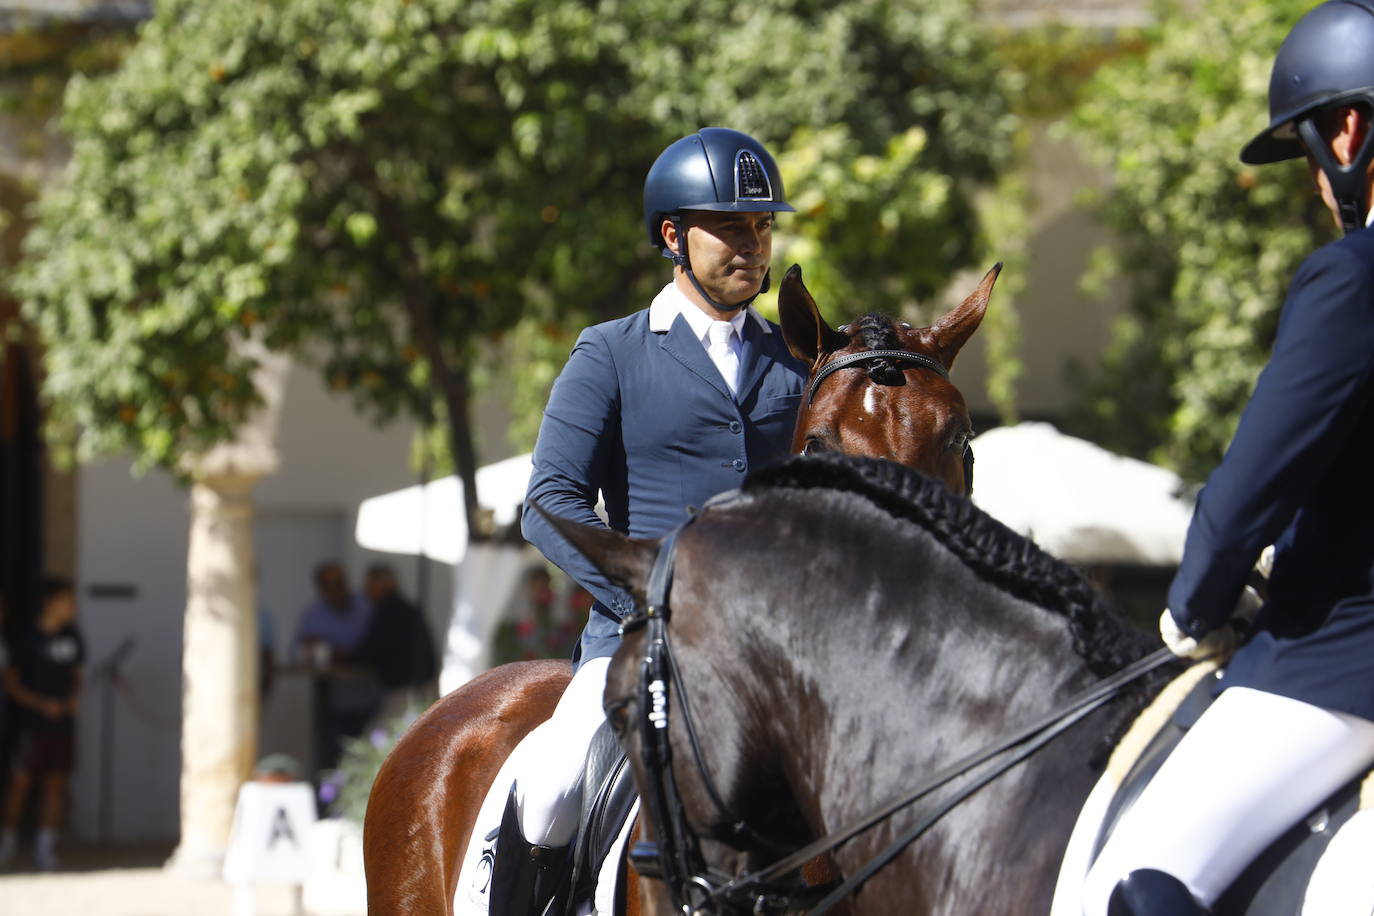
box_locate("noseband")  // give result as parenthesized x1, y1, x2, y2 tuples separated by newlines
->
(616, 503, 1175, 916)
(805, 347, 975, 497)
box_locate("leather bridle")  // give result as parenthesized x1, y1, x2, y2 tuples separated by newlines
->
(614, 504, 1175, 916)
(804, 347, 975, 497)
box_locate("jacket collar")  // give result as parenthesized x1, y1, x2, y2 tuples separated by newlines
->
(647, 282, 773, 337)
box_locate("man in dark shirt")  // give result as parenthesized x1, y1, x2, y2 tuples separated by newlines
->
(0, 577, 84, 871)
(361, 564, 437, 720)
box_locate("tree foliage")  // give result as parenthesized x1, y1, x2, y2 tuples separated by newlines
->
(1069, 0, 1330, 480)
(17, 0, 1016, 520)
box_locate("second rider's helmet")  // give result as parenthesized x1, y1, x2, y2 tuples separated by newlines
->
(1243, 0, 1374, 232)
(643, 128, 796, 311)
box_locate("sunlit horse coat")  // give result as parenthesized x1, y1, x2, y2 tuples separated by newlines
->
(1170, 225, 1374, 722)
(522, 281, 806, 667)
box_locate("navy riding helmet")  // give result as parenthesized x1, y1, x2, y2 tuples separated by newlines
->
(1243, 0, 1374, 233)
(643, 128, 795, 311)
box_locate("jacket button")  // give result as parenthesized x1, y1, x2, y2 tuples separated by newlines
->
(729, 420, 742, 434)
(732, 459, 746, 472)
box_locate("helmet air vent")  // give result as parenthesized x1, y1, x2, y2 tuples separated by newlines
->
(735, 150, 773, 201)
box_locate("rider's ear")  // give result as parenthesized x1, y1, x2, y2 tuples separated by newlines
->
(661, 217, 681, 257)
(930, 262, 1001, 370)
(778, 264, 847, 365)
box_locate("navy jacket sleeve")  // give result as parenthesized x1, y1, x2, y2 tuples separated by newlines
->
(1168, 242, 1374, 636)
(521, 326, 635, 619)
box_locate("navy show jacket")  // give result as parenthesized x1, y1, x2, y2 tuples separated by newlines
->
(1169, 226, 1374, 722)
(521, 283, 807, 666)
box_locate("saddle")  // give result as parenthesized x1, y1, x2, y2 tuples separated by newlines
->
(567, 722, 639, 913)
(1060, 667, 1372, 915)
(482, 721, 639, 916)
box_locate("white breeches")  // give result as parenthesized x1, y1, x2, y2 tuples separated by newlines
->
(1082, 686, 1374, 914)
(507, 656, 612, 848)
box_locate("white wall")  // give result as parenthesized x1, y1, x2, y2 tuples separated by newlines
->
(946, 123, 1129, 421)
(71, 366, 453, 844)
(73, 460, 188, 844)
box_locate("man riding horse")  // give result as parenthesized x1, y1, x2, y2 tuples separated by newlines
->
(499, 128, 807, 914)
(1084, 2, 1374, 912)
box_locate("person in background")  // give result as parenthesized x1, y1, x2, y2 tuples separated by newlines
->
(0, 578, 84, 871)
(293, 561, 372, 663)
(0, 596, 9, 797)
(490, 568, 583, 666)
(359, 563, 437, 722)
(293, 561, 380, 771)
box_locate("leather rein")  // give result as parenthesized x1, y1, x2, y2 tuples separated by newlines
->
(616, 507, 1175, 916)
(805, 347, 975, 497)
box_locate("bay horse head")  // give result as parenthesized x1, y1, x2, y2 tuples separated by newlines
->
(777, 263, 1002, 495)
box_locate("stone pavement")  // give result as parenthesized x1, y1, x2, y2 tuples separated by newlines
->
(0, 844, 315, 916)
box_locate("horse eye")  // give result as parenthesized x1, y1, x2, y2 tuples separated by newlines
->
(605, 698, 632, 735)
(803, 437, 828, 456)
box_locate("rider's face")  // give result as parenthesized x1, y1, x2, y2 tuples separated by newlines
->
(664, 210, 773, 313)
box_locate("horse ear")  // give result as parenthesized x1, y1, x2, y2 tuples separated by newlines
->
(930, 262, 1001, 369)
(528, 502, 658, 607)
(778, 264, 848, 365)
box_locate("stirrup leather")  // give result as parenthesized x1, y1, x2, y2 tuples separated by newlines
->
(488, 789, 574, 916)
(1107, 868, 1209, 915)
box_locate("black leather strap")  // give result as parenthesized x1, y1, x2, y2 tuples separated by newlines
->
(807, 348, 949, 404)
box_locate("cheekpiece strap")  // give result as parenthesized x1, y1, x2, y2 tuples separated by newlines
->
(646, 518, 691, 619)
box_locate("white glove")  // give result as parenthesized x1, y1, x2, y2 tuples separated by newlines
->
(1159, 608, 1237, 661)
(1232, 584, 1262, 624)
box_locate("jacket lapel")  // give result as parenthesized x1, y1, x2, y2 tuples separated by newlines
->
(735, 316, 771, 402)
(657, 313, 734, 402)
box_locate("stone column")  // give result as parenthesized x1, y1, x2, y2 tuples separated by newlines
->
(168, 471, 263, 876)
(167, 346, 290, 877)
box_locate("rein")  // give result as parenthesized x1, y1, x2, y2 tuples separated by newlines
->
(618, 510, 1175, 916)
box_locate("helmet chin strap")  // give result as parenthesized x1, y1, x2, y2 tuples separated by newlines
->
(665, 215, 770, 313)
(1298, 115, 1374, 234)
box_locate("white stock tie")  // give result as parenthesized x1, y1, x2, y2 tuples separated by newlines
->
(707, 320, 740, 396)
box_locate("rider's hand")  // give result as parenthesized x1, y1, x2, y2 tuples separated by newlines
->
(1159, 608, 1237, 661)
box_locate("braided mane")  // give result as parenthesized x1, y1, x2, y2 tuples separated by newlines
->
(852, 314, 908, 386)
(743, 453, 1156, 678)
(856, 313, 901, 350)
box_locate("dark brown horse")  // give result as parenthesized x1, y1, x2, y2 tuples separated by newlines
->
(544, 454, 1161, 915)
(362, 265, 1001, 915)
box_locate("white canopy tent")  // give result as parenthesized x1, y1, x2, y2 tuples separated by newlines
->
(355, 453, 534, 564)
(970, 422, 1194, 566)
(356, 424, 1194, 693)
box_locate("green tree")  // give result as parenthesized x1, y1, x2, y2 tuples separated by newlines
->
(17, 0, 1016, 525)
(1069, 0, 1328, 480)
